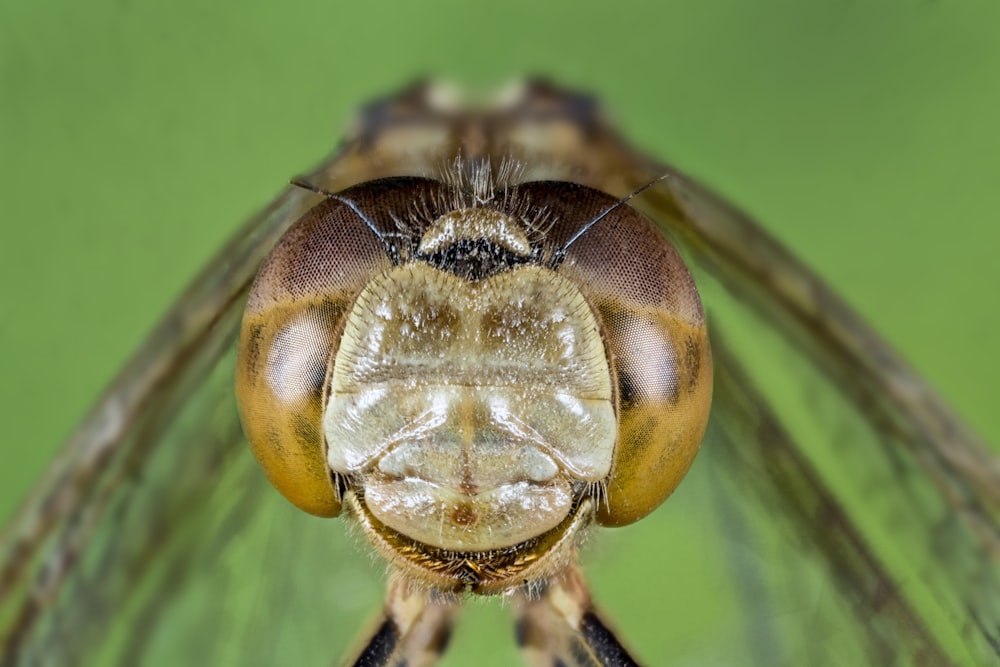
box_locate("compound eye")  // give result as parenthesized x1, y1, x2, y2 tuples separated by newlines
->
(532, 182, 713, 527)
(235, 193, 393, 517)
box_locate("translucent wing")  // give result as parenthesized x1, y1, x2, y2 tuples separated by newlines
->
(0, 180, 376, 666)
(1, 80, 997, 667)
(622, 161, 1000, 666)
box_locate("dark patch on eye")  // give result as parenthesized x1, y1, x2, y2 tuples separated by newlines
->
(418, 239, 538, 281)
(263, 425, 285, 454)
(242, 323, 266, 375)
(291, 415, 320, 446)
(617, 369, 641, 408)
(683, 336, 702, 391)
(319, 297, 349, 324)
(306, 363, 327, 400)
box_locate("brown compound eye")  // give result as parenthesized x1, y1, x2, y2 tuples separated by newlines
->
(531, 182, 714, 527)
(237, 175, 711, 532)
(235, 182, 406, 517)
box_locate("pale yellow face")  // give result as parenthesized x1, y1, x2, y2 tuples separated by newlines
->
(235, 172, 712, 593)
(327, 261, 615, 552)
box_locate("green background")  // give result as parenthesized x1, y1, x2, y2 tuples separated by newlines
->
(1, 0, 998, 654)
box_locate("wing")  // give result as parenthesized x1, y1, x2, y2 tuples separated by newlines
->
(467, 80, 1000, 665)
(1, 79, 998, 667)
(629, 164, 1000, 666)
(0, 81, 538, 667)
(0, 176, 376, 665)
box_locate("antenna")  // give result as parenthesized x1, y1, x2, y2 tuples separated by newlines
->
(291, 178, 398, 261)
(548, 173, 671, 269)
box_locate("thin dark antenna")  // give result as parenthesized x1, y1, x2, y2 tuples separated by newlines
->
(548, 173, 672, 269)
(291, 178, 398, 260)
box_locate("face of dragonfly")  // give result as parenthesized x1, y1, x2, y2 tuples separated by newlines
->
(235, 163, 712, 603)
(1, 81, 998, 667)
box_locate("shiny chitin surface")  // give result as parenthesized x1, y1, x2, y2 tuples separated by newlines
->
(236, 172, 712, 597)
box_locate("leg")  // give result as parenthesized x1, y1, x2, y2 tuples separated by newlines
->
(345, 572, 458, 667)
(513, 564, 640, 667)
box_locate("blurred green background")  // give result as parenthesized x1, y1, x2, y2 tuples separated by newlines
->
(1, 0, 998, 660)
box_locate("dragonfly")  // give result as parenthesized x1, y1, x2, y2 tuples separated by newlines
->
(1, 80, 998, 667)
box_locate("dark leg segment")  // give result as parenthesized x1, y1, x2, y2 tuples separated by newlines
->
(513, 564, 640, 667)
(344, 572, 457, 667)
